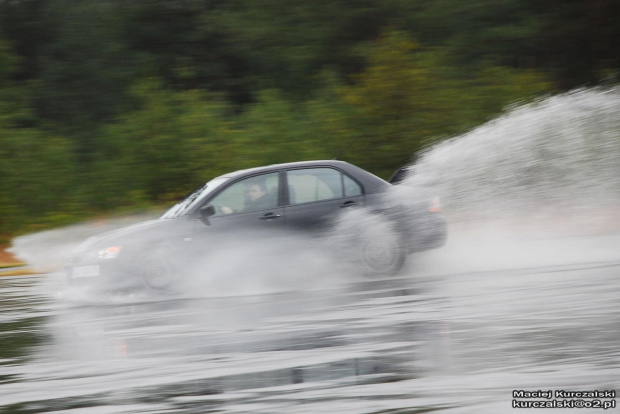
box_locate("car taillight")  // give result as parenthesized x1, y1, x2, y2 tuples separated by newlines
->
(429, 197, 441, 213)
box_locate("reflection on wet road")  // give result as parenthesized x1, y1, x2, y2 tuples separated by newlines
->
(1, 235, 620, 413)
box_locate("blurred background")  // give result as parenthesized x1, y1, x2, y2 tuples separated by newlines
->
(1, 3, 620, 413)
(0, 0, 619, 242)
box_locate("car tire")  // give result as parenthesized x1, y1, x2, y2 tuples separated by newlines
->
(359, 228, 406, 276)
(140, 243, 176, 292)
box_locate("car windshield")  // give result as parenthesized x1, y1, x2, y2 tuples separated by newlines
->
(160, 177, 229, 219)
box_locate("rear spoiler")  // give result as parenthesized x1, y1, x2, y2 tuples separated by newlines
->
(388, 166, 412, 185)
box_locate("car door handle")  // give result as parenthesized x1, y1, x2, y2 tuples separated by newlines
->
(259, 213, 282, 220)
(339, 201, 356, 208)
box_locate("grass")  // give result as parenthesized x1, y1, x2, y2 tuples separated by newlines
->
(0, 245, 32, 276)
(0, 267, 38, 277)
(0, 262, 26, 269)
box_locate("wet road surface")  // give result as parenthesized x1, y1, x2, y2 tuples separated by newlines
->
(1, 233, 619, 413)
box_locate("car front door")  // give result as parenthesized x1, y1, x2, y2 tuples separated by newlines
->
(284, 167, 364, 232)
(193, 171, 285, 235)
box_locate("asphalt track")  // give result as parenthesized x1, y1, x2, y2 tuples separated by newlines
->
(1, 232, 619, 413)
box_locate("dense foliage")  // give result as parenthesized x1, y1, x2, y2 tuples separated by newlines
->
(0, 0, 618, 239)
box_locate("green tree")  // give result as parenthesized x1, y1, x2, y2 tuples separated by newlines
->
(123, 0, 254, 105)
(230, 89, 341, 168)
(95, 78, 234, 207)
(35, 0, 135, 159)
(336, 30, 552, 177)
(529, 0, 620, 87)
(336, 32, 462, 175)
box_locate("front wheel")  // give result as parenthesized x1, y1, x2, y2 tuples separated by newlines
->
(140, 243, 177, 291)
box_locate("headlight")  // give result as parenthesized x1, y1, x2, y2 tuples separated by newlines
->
(96, 246, 122, 260)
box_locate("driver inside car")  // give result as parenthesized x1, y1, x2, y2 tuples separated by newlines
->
(221, 180, 275, 214)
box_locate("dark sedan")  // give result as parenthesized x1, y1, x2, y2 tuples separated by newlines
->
(66, 160, 446, 290)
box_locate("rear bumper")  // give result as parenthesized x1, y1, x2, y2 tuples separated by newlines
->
(407, 213, 447, 254)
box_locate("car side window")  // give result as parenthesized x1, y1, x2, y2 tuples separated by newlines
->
(287, 168, 363, 205)
(343, 174, 363, 197)
(209, 172, 279, 216)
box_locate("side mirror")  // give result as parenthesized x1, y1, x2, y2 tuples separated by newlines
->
(198, 204, 216, 225)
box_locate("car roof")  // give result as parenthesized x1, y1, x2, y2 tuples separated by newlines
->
(215, 159, 390, 195)
(218, 160, 363, 179)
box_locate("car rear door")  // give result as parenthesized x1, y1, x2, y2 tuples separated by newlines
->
(283, 167, 364, 232)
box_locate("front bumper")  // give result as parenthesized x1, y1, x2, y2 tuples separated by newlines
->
(65, 258, 143, 290)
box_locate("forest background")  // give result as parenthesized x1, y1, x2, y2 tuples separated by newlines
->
(0, 0, 618, 242)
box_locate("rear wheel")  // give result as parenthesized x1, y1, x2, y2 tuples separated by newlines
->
(359, 229, 406, 275)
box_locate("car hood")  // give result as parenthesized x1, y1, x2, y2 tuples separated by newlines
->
(71, 217, 191, 258)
